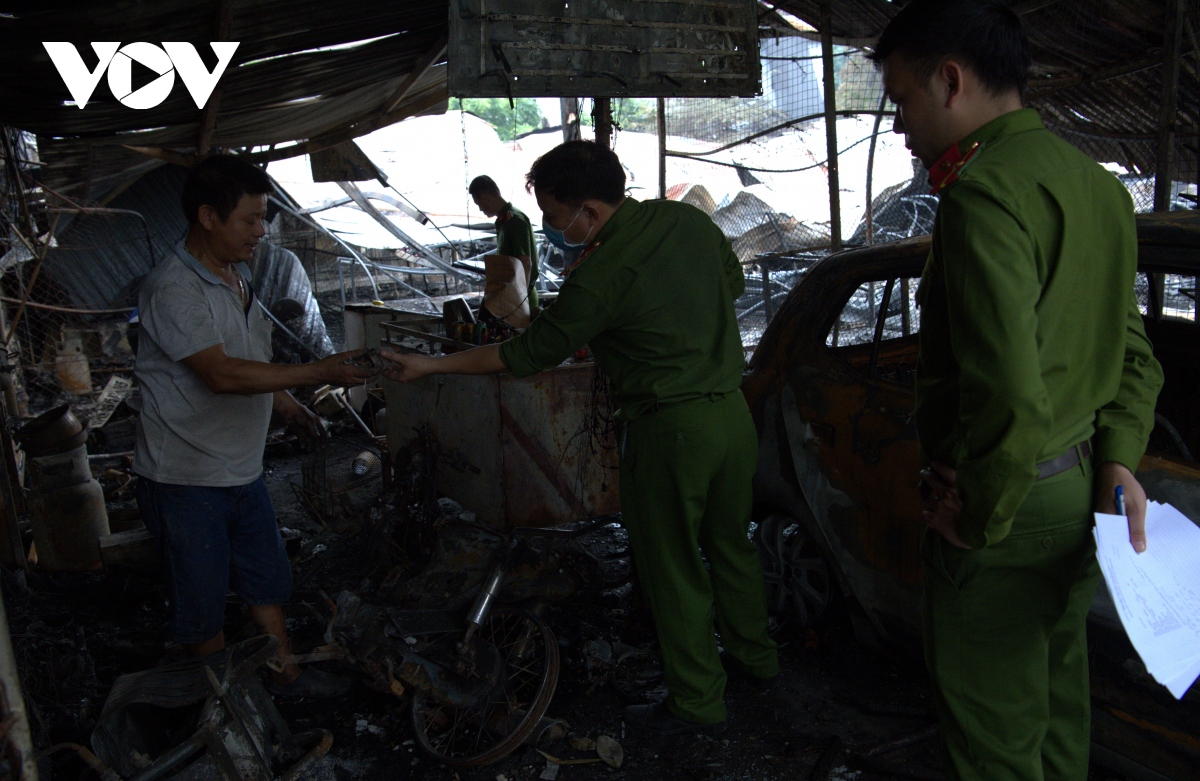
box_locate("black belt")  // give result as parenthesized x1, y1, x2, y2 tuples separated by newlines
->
(1036, 440, 1092, 481)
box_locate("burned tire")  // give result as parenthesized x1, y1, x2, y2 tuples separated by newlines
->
(411, 608, 559, 766)
(755, 513, 834, 629)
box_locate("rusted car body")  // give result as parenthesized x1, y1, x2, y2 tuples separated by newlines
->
(743, 211, 1200, 779)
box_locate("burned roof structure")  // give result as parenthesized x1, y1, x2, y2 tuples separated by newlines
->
(0, 0, 450, 199)
(775, 0, 1198, 192)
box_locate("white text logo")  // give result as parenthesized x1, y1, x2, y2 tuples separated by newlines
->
(42, 42, 240, 110)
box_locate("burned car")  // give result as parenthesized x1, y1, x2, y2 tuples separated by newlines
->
(743, 210, 1200, 780)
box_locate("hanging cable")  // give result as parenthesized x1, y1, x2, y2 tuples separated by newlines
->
(385, 182, 459, 259)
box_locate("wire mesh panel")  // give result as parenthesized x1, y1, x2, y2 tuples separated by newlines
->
(659, 12, 917, 350)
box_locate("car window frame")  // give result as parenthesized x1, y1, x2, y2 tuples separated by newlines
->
(826, 273, 920, 385)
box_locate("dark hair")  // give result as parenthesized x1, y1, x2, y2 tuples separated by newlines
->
(870, 0, 1031, 98)
(468, 175, 501, 199)
(181, 154, 272, 224)
(525, 141, 625, 206)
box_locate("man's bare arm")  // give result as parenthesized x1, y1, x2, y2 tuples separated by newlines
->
(184, 345, 375, 394)
(379, 345, 506, 383)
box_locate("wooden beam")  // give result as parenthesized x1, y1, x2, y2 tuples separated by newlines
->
(820, 0, 842, 252)
(560, 98, 581, 142)
(1154, 0, 1184, 212)
(657, 97, 666, 199)
(594, 98, 612, 149)
(381, 35, 446, 115)
(122, 145, 197, 167)
(1026, 55, 1163, 100)
(1013, 0, 1065, 14)
(196, 0, 233, 156)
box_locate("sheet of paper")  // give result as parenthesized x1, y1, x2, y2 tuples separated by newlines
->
(1093, 501, 1200, 700)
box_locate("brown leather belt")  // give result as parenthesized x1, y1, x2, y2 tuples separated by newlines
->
(1036, 440, 1092, 481)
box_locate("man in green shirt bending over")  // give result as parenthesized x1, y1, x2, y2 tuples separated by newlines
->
(469, 175, 540, 310)
(384, 141, 778, 735)
(874, 1, 1163, 778)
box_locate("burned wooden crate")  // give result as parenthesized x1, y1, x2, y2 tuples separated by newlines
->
(378, 322, 619, 528)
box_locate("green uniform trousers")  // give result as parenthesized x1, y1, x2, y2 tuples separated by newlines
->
(619, 390, 779, 724)
(922, 458, 1101, 781)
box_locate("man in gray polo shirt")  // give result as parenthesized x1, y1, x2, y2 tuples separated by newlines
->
(135, 155, 375, 698)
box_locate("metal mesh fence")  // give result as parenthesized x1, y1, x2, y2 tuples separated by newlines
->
(657, 28, 912, 349)
(1, 130, 144, 418)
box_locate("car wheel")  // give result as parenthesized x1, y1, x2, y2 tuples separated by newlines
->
(754, 513, 833, 629)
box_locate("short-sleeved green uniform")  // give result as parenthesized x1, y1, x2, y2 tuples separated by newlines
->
(501, 198, 778, 723)
(495, 203, 540, 309)
(915, 109, 1163, 780)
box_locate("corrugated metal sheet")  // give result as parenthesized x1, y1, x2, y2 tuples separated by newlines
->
(41, 164, 188, 310)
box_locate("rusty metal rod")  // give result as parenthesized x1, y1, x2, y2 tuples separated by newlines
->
(0, 297, 134, 315)
(47, 743, 118, 781)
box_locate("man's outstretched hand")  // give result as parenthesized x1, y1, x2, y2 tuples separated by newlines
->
(920, 461, 971, 549)
(1094, 461, 1148, 553)
(312, 349, 380, 387)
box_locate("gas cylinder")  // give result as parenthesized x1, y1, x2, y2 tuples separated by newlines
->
(25, 444, 110, 571)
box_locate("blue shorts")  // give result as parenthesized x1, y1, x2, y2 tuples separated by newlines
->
(136, 476, 293, 644)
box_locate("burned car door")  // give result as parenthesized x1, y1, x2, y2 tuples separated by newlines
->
(790, 273, 926, 640)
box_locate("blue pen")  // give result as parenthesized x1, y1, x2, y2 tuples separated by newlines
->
(1115, 485, 1126, 517)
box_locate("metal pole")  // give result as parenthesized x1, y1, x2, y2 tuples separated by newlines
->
(657, 97, 667, 199)
(762, 266, 774, 323)
(864, 92, 888, 245)
(820, 0, 842, 251)
(1154, 0, 1184, 212)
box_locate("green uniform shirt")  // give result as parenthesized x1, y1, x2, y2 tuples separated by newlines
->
(495, 202, 539, 308)
(500, 198, 746, 421)
(915, 108, 1164, 549)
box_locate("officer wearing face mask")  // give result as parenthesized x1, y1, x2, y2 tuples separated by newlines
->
(380, 141, 778, 735)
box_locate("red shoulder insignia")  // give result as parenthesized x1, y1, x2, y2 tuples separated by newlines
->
(928, 141, 982, 195)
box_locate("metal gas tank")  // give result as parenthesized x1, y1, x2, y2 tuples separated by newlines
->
(27, 478, 110, 571)
(26, 444, 110, 571)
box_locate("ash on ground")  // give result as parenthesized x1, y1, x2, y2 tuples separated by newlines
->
(7, 440, 1124, 781)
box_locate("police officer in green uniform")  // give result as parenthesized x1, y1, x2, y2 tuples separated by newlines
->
(469, 175, 540, 309)
(873, 2, 1164, 779)
(385, 142, 778, 735)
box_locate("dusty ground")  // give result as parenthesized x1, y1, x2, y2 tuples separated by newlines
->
(7, 439, 1134, 781)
